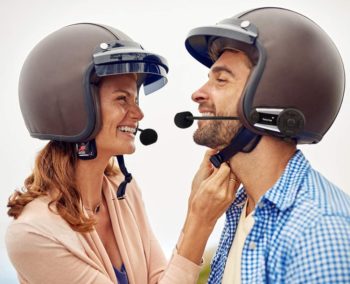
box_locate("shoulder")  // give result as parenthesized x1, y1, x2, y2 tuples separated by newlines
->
(270, 168, 350, 254)
(283, 169, 350, 261)
(7, 196, 67, 234)
(305, 168, 350, 218)
(285, 167, 350, 233)
(6, 196, 79, 257)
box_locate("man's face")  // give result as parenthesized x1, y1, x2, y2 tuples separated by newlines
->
(192, 50, 252, 149)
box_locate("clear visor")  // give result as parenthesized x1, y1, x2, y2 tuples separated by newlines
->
(93, 41, 168, 95)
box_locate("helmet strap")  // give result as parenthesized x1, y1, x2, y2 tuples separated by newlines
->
(76, 140, 97, 160)
(116, 155, 133, 199)
(210, 127, 261, 168)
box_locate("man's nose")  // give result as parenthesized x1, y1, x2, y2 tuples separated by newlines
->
(191, 83, 209, 103)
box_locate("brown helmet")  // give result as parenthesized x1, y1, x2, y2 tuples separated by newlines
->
(185, 7, 345, 144)
(19, 23, 168, 142)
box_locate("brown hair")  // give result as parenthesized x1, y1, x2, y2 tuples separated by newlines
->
(209, 38, 254, 68)
(7, 141, 119, 232)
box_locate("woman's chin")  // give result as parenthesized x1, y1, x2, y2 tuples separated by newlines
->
(114, 145, 136, 156)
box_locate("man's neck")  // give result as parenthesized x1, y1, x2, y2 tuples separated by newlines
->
(229, 136, 296, 215)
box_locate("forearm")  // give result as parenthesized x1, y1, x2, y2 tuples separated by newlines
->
(178, 213, 214, 264)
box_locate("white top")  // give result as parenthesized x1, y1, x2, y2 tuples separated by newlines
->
(222, 201, 255, 284)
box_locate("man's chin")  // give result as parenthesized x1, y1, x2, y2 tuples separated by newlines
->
(193, 131, 231, 150)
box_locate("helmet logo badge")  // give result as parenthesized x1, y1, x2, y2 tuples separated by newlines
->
(240, 20, 251, 29)
(100, 42, 109, 50)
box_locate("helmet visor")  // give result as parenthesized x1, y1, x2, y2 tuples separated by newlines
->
(185, 18, 259, 67)
(93, 41, 168, 95)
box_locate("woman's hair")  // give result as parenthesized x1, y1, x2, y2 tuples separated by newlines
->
(7, 141, 119, 232)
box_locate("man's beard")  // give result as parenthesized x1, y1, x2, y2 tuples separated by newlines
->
(193, 118, 241, 149)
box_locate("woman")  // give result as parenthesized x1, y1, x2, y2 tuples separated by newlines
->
(6, 23, 238, 284)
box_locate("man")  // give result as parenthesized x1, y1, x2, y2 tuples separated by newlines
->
(184, 7, 350, 283)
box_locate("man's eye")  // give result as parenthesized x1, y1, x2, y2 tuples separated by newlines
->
(117, 96, 127, 102)
(217, 78, 227, 83)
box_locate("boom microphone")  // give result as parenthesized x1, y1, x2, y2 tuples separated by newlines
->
(174, 111, 239, 128)
(137, 128, 158, 145)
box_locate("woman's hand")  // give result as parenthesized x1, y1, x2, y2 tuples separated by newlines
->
(187, 149, 240, 225)
(188, 149, 216, 209)
(179, 150, 240, 264)
(188, 150, 240, 229)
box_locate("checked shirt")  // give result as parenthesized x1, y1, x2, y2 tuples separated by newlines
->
(209, 150, 350, 283)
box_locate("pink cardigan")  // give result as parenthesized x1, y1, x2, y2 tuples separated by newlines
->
(6, 175, 201, 283)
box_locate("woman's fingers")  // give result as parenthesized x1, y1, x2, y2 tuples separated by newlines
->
(201, 149, 217, 164)
(226, 172, 240, 200)
(206, 162, 230, 186)
(191, 149, 217, 195)
(198, 149, 217, 177)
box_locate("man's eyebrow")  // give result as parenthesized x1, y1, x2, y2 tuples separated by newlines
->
(209, 65, 235, 78)
(112, 89, 133, 96)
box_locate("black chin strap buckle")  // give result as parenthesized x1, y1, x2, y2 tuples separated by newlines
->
(116, 155, 133, 199)
(210, 127, 261, 168)
(210, 154, 224, 168)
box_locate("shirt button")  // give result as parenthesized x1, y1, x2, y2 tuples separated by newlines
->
(258, 202, 265, 208)
(249, 241, 257, 250)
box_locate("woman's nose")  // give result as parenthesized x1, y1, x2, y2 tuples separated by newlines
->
(130, 103, 144, 121)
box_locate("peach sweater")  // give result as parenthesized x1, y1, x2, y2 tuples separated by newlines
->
(6, 175, 201, 284)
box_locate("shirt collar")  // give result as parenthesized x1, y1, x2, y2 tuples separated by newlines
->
(231, 186, 247, 209)
(230, 150, 310, 212)
(262, 149, 311, 211)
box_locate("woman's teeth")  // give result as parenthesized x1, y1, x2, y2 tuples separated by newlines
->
(118, 126, 136, 133)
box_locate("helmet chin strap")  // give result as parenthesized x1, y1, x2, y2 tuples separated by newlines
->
(116, 155, 133, 199)
(210, 127, 261, 168)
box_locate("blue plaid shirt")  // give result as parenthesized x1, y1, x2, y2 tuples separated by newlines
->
(209, 150, 350, 283)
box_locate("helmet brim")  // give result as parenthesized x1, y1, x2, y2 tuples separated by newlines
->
(93, 41, 168, 95)
(185, 20, 258, 68)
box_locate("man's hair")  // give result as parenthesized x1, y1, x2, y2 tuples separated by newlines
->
(209, 38, 253, 68)
(7, 141, 119, 232)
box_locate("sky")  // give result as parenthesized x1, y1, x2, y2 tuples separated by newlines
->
(1, 0, 349, 282)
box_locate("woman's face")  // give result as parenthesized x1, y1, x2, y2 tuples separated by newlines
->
(95, 74, 144, 157)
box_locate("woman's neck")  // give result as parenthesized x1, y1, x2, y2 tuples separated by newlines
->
(75, 155, 110, 212)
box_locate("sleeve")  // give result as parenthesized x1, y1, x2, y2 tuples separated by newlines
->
(6, 223, 114, 284)
(285, 216, 350, 283)
(148, 231, 202, 284)
(129, 181, 202, 284)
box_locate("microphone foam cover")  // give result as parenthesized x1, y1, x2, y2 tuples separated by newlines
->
(174, 111, 193, 128)
(140, 128, 158, 145)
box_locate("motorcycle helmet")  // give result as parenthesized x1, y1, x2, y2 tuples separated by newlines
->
(185, 7, 345, 144)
